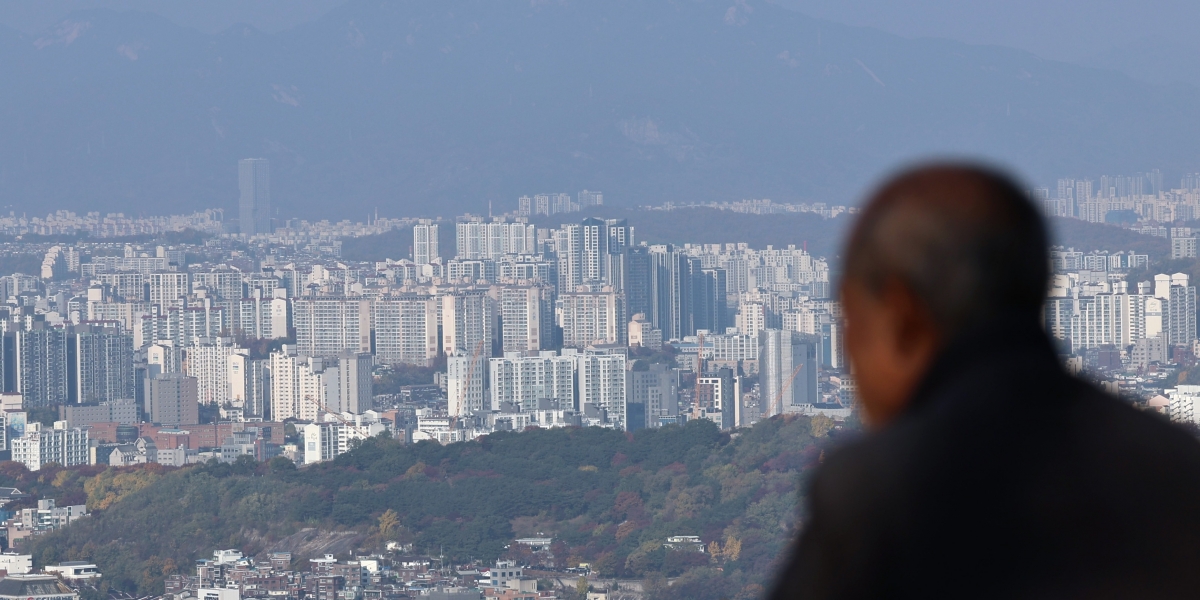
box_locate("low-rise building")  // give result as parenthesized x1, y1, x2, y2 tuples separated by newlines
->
(10, 422, 89, 471)
(0, 574, 77, 600)
(17, 499, 88, 531)
(0, 553, 32, 574)
(303, 415, 389, 464)
(44, 562, 100, 582)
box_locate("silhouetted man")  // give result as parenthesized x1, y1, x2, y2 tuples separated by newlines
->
(770, 164, 1200, 599)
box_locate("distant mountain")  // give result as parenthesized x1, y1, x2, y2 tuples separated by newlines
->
(2, 0, 1199, 219)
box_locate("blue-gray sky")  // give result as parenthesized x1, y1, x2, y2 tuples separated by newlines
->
(2, 0, 1197, 217)
(3, 0, 1196, 85)
(773, 0, 1200, 85)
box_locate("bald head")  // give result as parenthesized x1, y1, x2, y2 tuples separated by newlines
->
(844, 164, 1049, 340)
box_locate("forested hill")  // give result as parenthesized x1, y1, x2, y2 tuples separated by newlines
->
(26, 416, 847, 599)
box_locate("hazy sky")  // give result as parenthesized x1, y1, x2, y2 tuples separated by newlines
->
(0, 0, 344, 34)
(773, 0, 1199, 61)
(784, 0, 1200, 86)
(3, 0, 1195, 79)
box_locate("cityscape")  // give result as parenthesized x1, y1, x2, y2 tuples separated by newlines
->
(4, 0, 1200, 598)
(0, 156, 1192, 597)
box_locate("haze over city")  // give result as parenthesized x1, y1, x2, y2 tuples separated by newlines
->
(0, 2, 1199, 599)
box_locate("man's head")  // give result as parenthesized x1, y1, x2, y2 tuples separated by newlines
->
(841, 164, 1049, 428)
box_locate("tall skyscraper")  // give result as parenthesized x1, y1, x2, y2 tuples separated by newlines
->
(623, 246, 651, 320)
(184, 338, 240, 406)
(694, 268, 727, 334)
(575, 352, 627, 430)
(499, 285, 555, 353)
(238, 158, 272, 237)
(626, 363, 679, 430)
(759, 329, 819, 417)
(580, 217, 609, 284)
(12, 323, 68, 408)
(1167, 274, 1197, 346)
(447, 353, 487, 416)
(646, 247, 702, 341)
(228, 352, 268, 419)
(68, 323, 135, 405)
(413, 219, 440, 265)
(331, 351, 373, 414)
(442, 290, 496, 357)
(555, 224, 583, 292)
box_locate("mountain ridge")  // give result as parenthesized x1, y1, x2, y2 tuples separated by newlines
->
(1, 0, 1196, 219)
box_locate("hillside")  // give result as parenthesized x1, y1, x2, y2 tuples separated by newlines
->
(27, 416, 847, 599)
(1048, 217, 1170, 258)
(3, 1, 1200, 218)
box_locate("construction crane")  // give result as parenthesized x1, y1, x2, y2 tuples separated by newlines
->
(771, 361, 806, 417)
(692, 331, 706, 416)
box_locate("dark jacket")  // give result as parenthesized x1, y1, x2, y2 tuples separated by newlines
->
(770, 317, 1200, 599)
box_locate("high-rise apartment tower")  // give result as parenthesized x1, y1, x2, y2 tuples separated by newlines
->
(238, 158, 272, 236)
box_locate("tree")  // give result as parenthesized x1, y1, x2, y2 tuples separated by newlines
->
(378, 509, 400, 538)
(810, 414, 834, 438)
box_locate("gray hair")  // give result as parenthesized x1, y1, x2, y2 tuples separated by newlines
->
(843, 164, 1049, 338)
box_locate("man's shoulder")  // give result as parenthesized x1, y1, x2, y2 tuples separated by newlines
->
(807, 423, 924, 514)
(813, 375, 1200, 506)
(1063, 379, 1200, 467)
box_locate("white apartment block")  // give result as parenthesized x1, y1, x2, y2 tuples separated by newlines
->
(228, 353, 268, 419)
(148, 271, 190, 309)
(270, 347, 325, 422)
(499, 285, 552, 353)
(1044, 273, 1194, 352)
(293, 297, 372, 357)
(554, 224, 583, 291)
(413, 219, 440, 265)
(489, 352, 576, 411)
(236, 294, 289, 340)
(138, 304, 224, 349)
(557, 292, 623, 348)
(184, 338, 241, 406)
(148, 342, 181, 374)
(373, 295, 439, 366)
(441, 290, 495, 356)
(447, 354, 487, 417)
(709, 333, 758, 362)
(94, 272, 146, 301)
(192, 270, 245, 301)
(575, 353, 627, 430)
(1169, 385, 1200, 425)
(87, 300, 151, 331)
(456, 220, 536, 260)
(736, 302, 766, 337)
(10, 422, 89, 471)
(270, 347, 371, 420)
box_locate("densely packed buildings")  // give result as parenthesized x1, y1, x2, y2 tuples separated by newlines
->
(0, 161, 866, 473)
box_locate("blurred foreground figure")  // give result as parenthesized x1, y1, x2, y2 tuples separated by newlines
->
(770, 164, 1200, 599)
